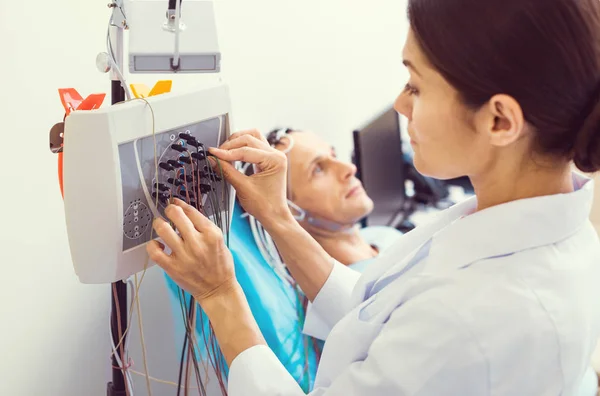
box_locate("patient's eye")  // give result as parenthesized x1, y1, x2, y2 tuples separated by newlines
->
(313, 164, 324, 175)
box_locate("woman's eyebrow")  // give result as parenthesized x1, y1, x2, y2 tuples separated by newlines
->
(403, 59, 422, 77)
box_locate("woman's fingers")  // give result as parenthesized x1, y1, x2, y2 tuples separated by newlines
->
(227, 129, 268, 145)
(207, 157, 247, 191)
(209, 146, 282, 167)
(146, 239, 174, 271)
(164, 204, 198, 242)
(219, 133, 271, 151)
(152, 216, 184, 253)
(172, 198, 215, 233)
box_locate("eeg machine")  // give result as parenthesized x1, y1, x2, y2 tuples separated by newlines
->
(52, 1, 234, 394)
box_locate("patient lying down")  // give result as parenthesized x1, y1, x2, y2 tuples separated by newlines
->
(257, 127, 402, 271)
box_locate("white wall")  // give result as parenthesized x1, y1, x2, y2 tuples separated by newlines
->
(0, 0, 409, 394)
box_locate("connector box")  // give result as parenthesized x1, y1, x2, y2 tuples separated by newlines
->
(63, 83, 233, 284)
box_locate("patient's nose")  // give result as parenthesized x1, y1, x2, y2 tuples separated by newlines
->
(335, 160, 356, 182)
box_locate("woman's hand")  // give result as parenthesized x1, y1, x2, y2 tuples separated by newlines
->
(148, 199, 269, 367)
(146, 198, 237, 304)
(209, 130, 334, 302)
(208, 129, 293, 227)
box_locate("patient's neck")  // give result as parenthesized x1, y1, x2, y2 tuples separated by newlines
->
(308, 226, 378, 266)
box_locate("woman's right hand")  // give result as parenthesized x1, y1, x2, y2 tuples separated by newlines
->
(208, 129, 292, 227)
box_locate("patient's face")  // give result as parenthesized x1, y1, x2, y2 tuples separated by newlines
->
(283, 132, 374, 227)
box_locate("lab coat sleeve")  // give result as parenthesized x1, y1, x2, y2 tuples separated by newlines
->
(228, 345, 307, 395)
(228, 295, 489, 396)
(307, 297, 489, 396)
(302, 259, 362, 340)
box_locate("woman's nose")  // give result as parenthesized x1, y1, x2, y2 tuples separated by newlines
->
(394, 91, 412, 121)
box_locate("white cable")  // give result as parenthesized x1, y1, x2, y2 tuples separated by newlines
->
(250, 216, 283, 280)
(106, 12, 132, 100)
(110, 336, 135, 396)
(265, 232, 286, 272)
(239, 133, 298, 285)
(109, 305, 135, 396)
(249, 216, 275, 269)
(124, 281, 135, 396)
(256, 222, 275, 265)
(249, 215, 295, 284)
(128, 277, 153, 396)
(261, 228, 283, 270)
(173, 0, 182, 68)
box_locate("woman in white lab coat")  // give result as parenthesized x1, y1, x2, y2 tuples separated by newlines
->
(148, 0, 600, 394)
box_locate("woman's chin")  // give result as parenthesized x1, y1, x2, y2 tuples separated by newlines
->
(413, 158, 464, 181)
(412, 155, 434, 177)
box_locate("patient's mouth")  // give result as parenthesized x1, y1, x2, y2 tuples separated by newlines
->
(346, 185, 363, 198)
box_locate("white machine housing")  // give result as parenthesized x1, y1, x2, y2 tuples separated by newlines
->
(63, 83, 233, 284)
(128, 0, 221, 73)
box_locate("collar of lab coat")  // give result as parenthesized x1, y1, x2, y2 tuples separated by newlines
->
(353, 172, 595, 304)
(427, 172, 595, 271)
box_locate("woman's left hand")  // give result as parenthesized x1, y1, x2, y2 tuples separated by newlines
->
(146, 198, 237, 304)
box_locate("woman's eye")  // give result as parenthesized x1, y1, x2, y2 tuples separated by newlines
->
(404, 83, 419, 96)
(313, 164, 323, 175)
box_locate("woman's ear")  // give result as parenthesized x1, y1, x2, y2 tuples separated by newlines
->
(477, 94, 526, 147)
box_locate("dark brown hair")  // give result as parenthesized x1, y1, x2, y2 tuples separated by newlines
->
(408, 0, 600, 172)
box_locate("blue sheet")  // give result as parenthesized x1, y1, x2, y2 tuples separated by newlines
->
(164, 202, 321, 391)
(164, 202, 404, 391)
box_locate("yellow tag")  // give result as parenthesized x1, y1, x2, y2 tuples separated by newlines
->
(130, 80, 173, 98)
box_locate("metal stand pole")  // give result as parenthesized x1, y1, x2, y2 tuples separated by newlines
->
(106, 10, 128, 396)
(107, 282, 128, 396)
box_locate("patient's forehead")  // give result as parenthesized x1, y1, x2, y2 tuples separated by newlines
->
(285, 132, 334, 192)
(288, 131, 333, 160)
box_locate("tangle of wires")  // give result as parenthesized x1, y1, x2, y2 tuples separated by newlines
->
(240, 127, 323, 390)
(109, 98, 158, 396)
(154, 131, 231, 396)
(109, 101, 231, 395)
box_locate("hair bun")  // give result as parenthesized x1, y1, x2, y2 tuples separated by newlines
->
(574, 89, 600, 173)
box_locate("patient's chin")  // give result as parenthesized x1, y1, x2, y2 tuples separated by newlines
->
(349, 198, 374, 222)
(361, 196, 375, 213)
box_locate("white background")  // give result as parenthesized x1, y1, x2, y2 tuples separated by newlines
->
(0, 0, 410, 394)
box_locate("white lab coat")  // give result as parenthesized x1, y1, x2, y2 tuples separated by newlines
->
(228, 172, 600, 395)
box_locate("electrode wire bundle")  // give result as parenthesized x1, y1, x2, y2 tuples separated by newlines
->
(104, 97, 230, 395)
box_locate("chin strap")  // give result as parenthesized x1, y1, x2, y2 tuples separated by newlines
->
(287, 200, 356, 233)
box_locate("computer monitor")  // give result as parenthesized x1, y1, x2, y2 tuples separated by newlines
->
(353, 107, 407, 227)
